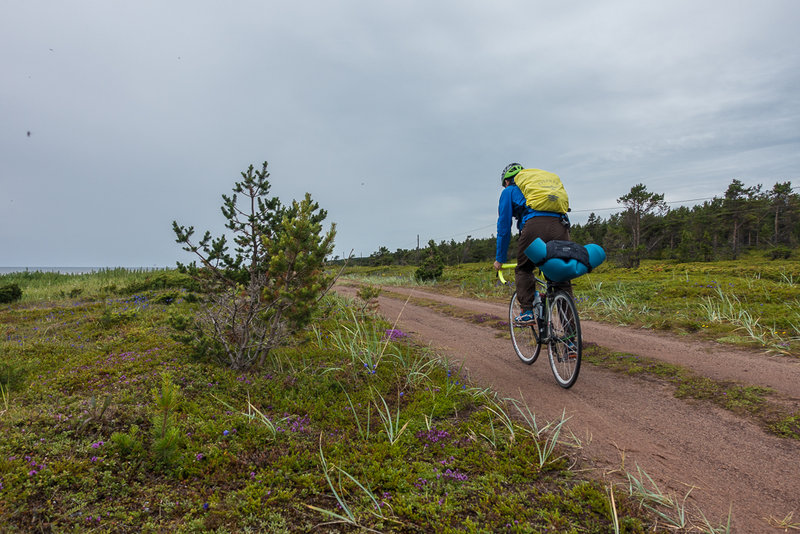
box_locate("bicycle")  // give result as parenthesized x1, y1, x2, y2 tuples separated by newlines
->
(497, 263, 582, 388)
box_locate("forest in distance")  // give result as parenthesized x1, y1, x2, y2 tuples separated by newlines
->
(343, 179, 800, 269)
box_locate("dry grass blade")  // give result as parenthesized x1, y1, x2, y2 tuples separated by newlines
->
(766, 511, 800, 530)
(608, 485, 620, 534)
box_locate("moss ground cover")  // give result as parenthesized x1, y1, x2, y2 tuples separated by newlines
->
(0, 271, 676, 532)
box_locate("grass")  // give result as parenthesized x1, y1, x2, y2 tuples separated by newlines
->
(0, 269, 698, 532)
(0, 268, 193, 303)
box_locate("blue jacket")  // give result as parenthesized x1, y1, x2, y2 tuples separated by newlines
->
(495, 184, 568, 263)
(495, 184, 535, 263)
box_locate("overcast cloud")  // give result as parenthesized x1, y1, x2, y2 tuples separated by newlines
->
(2, 0, 798, 267)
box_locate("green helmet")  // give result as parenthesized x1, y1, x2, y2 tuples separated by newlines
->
(500, 163, 523, 185)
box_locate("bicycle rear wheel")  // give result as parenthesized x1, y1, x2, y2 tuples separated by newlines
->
(509, 291, 541, 364)
(547, 291, 581, 388)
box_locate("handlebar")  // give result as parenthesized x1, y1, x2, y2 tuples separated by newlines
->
(496, 263, 517, 285)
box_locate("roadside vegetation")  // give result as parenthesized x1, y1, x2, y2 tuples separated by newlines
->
(0, 269, 693, 533)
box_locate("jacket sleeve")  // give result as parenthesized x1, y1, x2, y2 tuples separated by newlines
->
(495, 188, 513, 263)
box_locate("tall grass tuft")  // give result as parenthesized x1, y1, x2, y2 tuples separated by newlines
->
(307, 435, 389, 532)
(326, 310, 394, 372)
(339, 382, 371, 441)
(0, 382, 9, 415)
(626, 465, 691, 530)
(482, 398, 516, 446)
(698, 286, 791, 349)
(372, 388, 409, 445)
(510, 396, 571, 467)
(214, 392, 289, 440)
(387, 348, 438, 389)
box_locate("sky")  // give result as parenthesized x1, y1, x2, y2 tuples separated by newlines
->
(2, 0, 799, 267)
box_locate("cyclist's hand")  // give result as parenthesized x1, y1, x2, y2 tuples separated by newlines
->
(493, 261, 503, 271)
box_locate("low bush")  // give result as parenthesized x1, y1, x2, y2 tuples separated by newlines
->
(768, 246, 792, 260)
(415, 240, 444, 281)
(0, 283, 22, 303)
(121, 271, 198, 294)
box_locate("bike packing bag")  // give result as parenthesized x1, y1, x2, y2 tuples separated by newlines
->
(523, 238, 606, 282)
(543, 240, 591, 270)
(513, 169, 570, 214)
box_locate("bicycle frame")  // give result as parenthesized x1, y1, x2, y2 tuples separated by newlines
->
(498, 263, 550, 339)
(498, 262, 582, 388)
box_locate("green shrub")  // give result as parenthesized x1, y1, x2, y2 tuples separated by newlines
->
(356, 284, 382, 312)
(415, 240, 444, 281)
(0, 283, 22, 303)
(152, 291, 181, 304)
(768, 246, 792, 260)
(0, 362, 25, 390)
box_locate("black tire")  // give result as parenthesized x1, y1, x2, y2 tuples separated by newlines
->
(509, 291, 541, 364)
(547, 291, 581, 388)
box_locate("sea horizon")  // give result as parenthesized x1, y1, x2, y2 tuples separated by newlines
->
(0, 266, 171, 275)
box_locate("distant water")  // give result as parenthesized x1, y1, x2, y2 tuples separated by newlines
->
(0, 267, 166, 275)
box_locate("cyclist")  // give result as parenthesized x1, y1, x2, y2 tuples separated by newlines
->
(493, 163, 572, 325)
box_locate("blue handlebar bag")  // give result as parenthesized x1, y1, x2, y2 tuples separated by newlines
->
(523, 238, 606, 282)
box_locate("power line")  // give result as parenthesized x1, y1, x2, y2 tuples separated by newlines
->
(571, 196, 717, 214)
(404, 185, 800, 253)
(572, 185, 800, 214)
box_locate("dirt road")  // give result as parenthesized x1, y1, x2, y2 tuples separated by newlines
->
(334, 283, 800, 533)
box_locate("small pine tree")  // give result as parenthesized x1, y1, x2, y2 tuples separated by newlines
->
(151, 373, 182, 467)
(172, 161, 336, 370)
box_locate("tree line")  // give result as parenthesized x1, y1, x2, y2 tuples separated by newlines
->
(347, 179, 799, 268)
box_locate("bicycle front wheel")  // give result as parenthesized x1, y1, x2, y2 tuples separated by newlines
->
(509, 291, 541, 364)
(547, 291, 582, 388)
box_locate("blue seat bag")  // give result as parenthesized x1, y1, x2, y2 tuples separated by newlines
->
(523, 238, 606, 282)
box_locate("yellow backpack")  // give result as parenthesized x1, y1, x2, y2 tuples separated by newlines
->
(514, 169, 569, 214)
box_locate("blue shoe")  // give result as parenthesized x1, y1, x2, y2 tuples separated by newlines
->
(514, 310, 536, 325)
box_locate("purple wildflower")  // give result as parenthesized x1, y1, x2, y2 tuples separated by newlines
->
(384, 329, 408, 341)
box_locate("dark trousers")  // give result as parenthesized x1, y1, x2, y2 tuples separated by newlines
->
(516, 216, 571, 310)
